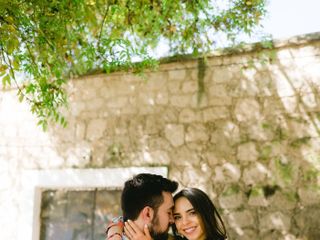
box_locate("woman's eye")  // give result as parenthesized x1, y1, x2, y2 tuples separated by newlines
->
(173, 215, 181, 220)
(189, 211, 197, 216)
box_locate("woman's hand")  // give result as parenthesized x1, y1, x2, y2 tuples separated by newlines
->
(124, 220, 153, 240)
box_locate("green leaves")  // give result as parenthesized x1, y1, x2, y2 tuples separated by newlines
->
(0, 0, 267, 130)
(2, 74, 11, 87)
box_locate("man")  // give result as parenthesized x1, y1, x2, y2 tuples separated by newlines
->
(106, 173, 178, 240)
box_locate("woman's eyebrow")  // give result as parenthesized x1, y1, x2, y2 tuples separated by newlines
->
(186, 207, 195, 213)
(173, 207, 194, 215)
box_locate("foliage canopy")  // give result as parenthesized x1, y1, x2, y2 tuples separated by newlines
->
(0, 0, 267, 129)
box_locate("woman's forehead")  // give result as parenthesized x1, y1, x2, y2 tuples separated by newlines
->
(174, 196, 193, 211)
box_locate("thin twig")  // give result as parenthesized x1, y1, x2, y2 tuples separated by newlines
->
(1, 47, 33, 103)
(97, 4, 109, 49)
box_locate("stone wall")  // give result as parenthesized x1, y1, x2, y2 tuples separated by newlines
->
(0, 33, 320, 239)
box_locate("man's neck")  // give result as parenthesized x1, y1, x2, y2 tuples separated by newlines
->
(132, 218, 145, 233)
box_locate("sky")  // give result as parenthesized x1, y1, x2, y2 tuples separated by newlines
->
(262, 0, 320, 39)
(153, 0, 320, 58)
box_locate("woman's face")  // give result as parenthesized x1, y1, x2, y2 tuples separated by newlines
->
(173, 196, 206, 240)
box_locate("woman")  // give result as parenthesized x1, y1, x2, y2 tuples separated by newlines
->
(171, 188, 227, 240)
(124, 187, 227, 240)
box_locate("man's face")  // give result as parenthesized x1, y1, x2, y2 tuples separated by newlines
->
(149, 191, 174, 240)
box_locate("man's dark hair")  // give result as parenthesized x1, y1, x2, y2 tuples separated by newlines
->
(121, 173, 178, 221)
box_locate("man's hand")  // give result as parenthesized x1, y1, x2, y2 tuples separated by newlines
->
(124, 220, 152, 240)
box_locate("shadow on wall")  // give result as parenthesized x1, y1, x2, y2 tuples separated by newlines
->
(48, 41, 320, 239)
(43, 42, 320, 239)
(222, 43, 320, 239)
(1, 34, 319, 240)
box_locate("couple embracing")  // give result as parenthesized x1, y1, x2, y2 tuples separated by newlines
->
(106, 173, 227, 240)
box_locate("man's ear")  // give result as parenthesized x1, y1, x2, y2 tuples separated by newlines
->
(141, 206, 154, 223)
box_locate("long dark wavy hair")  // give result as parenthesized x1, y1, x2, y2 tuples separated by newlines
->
(172, 188, 227, 240)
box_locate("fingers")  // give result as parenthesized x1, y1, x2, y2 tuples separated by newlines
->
(143, 224, 151, 238)
(124, 221, 135, 240)
(127, 220, 140, 233)
(124, 227, 132, 239)
(124, 220, 153, 240)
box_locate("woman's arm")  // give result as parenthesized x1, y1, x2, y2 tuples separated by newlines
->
(105, 217, 124, 240)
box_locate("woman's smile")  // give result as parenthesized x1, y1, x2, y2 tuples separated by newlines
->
(173, 197, 206, 240)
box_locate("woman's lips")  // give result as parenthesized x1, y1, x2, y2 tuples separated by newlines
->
(183, 226, 197, 234)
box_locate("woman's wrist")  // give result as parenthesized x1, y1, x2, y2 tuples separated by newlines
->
(106, 222, 123, 239)
(107, 232, 122, 240)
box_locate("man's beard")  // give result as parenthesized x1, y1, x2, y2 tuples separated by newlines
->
(149, 214, 169, 240)
(150, 231, 169, 240)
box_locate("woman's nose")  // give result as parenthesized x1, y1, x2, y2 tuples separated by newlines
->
(181, 216, 189, 225)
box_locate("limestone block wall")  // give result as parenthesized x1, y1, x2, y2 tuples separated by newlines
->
(0, 33, 320, 240)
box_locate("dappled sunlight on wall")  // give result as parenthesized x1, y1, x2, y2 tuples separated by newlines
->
(1, 33, 320, 240)
(0, 92, 64, 168)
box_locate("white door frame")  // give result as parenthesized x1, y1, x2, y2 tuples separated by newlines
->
(18, 167, 168, 240)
